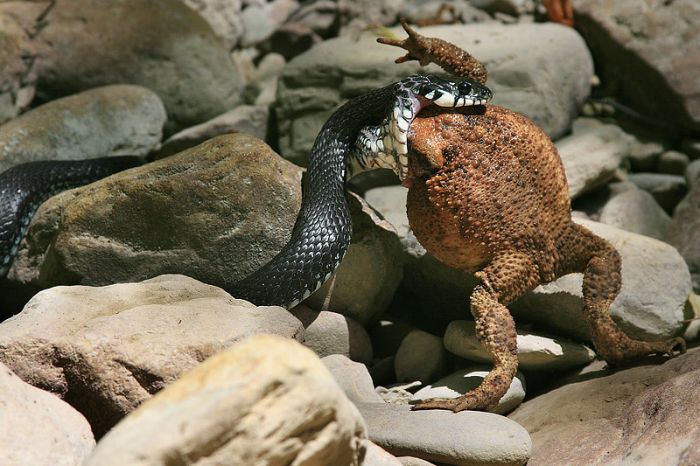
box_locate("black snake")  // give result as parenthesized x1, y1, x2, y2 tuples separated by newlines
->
(0, 75, 492, 308)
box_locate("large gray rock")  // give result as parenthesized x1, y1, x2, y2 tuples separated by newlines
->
(628, 172, 687, 213)
(599, 186, 671, 240)
(444, 320, 595, 371)
(35, 0, 243, 132)
(86, 335, 367, 466)
(512, 219, 691, 342)
(7, 133, 302, 293)
(277, 23, 593, 166)
(509, 348, 700, 465)
(0, 274, 303, 437)
(394, 330, 447, 383)
(0, 362, 95, 466)
(666, 181, 700, 293)
(358, 402, 531, 466)
(0, 85, 165, 173)
(573, 0, 700, 133)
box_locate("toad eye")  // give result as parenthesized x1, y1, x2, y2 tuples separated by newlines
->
(458, 81, 472, 95)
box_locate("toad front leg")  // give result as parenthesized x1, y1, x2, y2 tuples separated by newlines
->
(412, 251, 540, 412)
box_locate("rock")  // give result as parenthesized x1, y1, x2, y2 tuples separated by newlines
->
(268, 22, 320, 61)
(470, 0, 530, 16)
(686, 159, 700, 189)
(627, 135, 666, 172)
(155, 105, 269, 159)
(286, 0, 338, 37)
(85, 334, 366, 465)
(397, 457, 437, 466)
(305, 193, 404, 325)
(412, 365, 526, 415)
(0, 274, 303, 436)
(368, 319, 415, 358)
(666, 181, 700, 293)
(657, 150, 690, 175)
(337, 0, 403, 33)
(628, 172, 687, 213)
(7, 133, 302, 294)
(370, 356, 397, 387)
(323, 354, 384, 404)
(512, 219, 691, 342)
(35, 0, 243, 132)
(0, 362, 95, 466)
(365, 185, 410, 237)
(358, 402, 531, 465)
(444, 320, 594, 371)
(509, 348, 700, 465)
(363, 440, 406, 466)
(556, 118, 631, 199)
(684, 293, 700, 342)
(253, 53, 287, 105)
(240, 0, 300, 47)
(573, 0, 700, 133)
(0, 85, 165, 173)
(277, 23, 593, 166)
(0, 2, 43, 125)
(681, 138, 700, 160)
(394, 330, 447, 383)
(598, 186, 671, 240)
(376, 383, 421, 405)
(293, 305, 373, 364)
(182, 0, 244, 49)
(399, 1, 492, 25)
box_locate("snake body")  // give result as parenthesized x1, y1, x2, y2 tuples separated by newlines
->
(0, 75, 492, 308)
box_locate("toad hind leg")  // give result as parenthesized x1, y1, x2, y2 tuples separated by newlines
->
(412, 251, 540, 412)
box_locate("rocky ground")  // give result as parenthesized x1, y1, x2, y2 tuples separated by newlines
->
(0, 0, 699, 465)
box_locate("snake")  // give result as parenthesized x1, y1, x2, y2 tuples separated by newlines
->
(0, 75, 492, 308)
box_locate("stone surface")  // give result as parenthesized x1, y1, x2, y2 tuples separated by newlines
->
(305, 193, 404, 324)
(573, 0, 700, 133)
(400, 0, 491, 26)
(337, 0, 403, 33)
(0, 85, 165, 173)
(182, 0, 244, 49)
(293, 305, 373, 364)
(657, 150, 690, 175)
(512, 219, 691, 342)
(666, 181, 700, 294)
(277, 23, 592, 166)
(556, 118, 631, 199)
(394, 330, 447, 383)
(156, 105, 269, 158)
(7, 133, 302, 294)
(0, 274, 303, 436)
(599, 186, 671, 240)
(240, 0, 299, 47)
(85, 334, 366, 465)
(363, 440, 405, 466)
(397, 457, 437, 466)
(686, 159, 700, 189)
(323, 354, 384, 404)
(412, 365, 526, 415)
(445, 320, 594, 371)
(510, 348, 700, 465)
(35, 0, 243, 132)
(358, 402, 531, 466)
(365, 185, 410, 237)
(628, 172, 687, 213)
(0, 362, 95, 466)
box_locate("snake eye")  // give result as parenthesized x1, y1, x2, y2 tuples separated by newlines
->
(458, 81, 472, 95)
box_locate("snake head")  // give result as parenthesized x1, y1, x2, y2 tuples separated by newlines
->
(416, 75, 492, 107)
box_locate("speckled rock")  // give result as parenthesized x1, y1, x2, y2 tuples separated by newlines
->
(35, 0, 243, 132)
(628, 172, 687, 213)
(666, 181, 700, 294)
(0, 85, 165, 173)
(7, 133, 302, 294)
(292, 305, 373, 364)
(599, 186, 671, 240)
(358, 402, 532, 466)
(394, 330, 447, 383)
(509, 347, 700, 465)
(277, 23, 592, 166)
(573, 0, 700, 133)
(323, 354, 384, 404)
(412, 365, 526, 415)
(445, 320, 594, 371)
(0, 274, 303, 437)
(85, 335, 366, 466)
(512, 219, 691, 342)
(0, 362, 95, 466)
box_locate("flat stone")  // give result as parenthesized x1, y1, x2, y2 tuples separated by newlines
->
(0, 274, 303, 437)
(665, 181, 700, 294)
(0, 85, 165, 173)
(395, 330, 447, 383)
(323, 354, 384, 404)
(444, 320, 595, 371)
(293, 305, 373, 364)
(358, 402, 531, 466)
(35, 0, 243, 132)
(412, 365, 526, 415)
(512, 219, 691, 342)
(363, 440, 406, 466)
(509, 348, 700, 465)
(85, 335, 366, 466)
(628, 172, 687, 213)
(277, 23, 592, 166)
(599, 186, 671, 240)
(0, 362, 95, 466)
